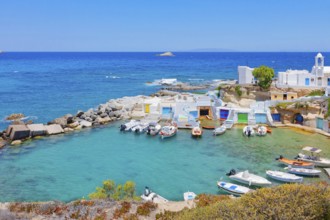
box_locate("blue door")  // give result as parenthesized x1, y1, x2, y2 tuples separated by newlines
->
(189, 111, 198, 119)
(328, 78, 330, 86)
(305, 78, 310, 86)
(271, 113, 281, 122)
(316, 118, 323, 129)
(255, 113, 267, 124)
(220, 109, 229, 120)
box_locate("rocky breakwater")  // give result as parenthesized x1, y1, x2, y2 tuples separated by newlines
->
(1, 95, 148, 148)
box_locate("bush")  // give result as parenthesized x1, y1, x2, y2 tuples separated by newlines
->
(156, 183, 330, 220)
(136, 202, 158, 216)
(252, 65, 274, 90)
(308, 90, 325, 96)
(89, 179, 139, 201)
(113, 202, 131, 219)
(235, 85, 242, 97)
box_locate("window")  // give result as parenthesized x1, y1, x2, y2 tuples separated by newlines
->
(291, 96, 294, 99)
(274, 95, 277, 98)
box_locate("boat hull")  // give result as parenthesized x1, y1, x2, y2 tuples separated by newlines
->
(287, 167, 321, 177)
(298, 154, 330, 168)
(266, 170, 303, 183)
(217, 181, 252, 196)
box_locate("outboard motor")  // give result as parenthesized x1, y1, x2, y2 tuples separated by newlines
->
(120, 124, 126, 131)
(144, 186, 151, 196)
(294, 155, 300, 160)
(247, 130, 251, 137)
(275, 155, 284, 160)
(226, 169, 236, 176)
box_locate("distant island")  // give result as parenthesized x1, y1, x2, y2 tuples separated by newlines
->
(156, 52, 175, 57)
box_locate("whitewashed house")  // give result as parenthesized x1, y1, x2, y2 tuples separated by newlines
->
(238, 66, 257, 84)
(277, 53, 330, 88)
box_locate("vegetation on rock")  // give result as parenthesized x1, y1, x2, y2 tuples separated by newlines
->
(308, 90, 325, 96)
(252, 65, 274, 90)
(235, 85, 242, 97)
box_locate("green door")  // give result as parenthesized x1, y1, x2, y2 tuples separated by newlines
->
(237, 113, 248, 123)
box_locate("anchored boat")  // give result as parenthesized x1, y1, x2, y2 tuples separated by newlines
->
(243, 126, 255, 137)
(266, 170, 303, 183)
(213, 125, 226, 136)
(217, 181, 253, 196)
(159, 125, 177, 139)
(183, 191, 197, 201)
(191, 126, 203, 138)
(141, 187, 168, 204)
(226, 169, 271, 187)
(146, 123, 162, 136)
(276, 155, 314, 169)
(285, 166, 321, 177)
(297, 146, 330, 168)
(256, 126, 267, 136)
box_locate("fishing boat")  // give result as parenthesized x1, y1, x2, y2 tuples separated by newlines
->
(256, 126, 267, 136)
(191, 126, 203, 137)
(159, 125, 177, 139)
(141, 187, 168, 204)
(217, 181, 253, 196)
(120, 120, 138, 131)
(276, 155, 314, 169)
(226, 169, 272, 187)
(285, 166, 321, 177)
(243, 126, 255, 137)
(183, 191, 197, 201)
(266, 170, 303, 183)
(146, 123, 162, 136)
(132, 122, 149, 133)
(213, 125, 226, 136)
(296, 146, 330, 168)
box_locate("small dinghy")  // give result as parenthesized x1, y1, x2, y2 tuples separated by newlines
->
(213, 125, 226, 136)
(296, 146, 330, 168)
(183, 191, 197, 201)
(276, 155, 314, 169)
(141, 187, 168, 204)
(266, 170, 303, 183)
(256, 126, 267, 136)
(147, 123, 162, 136)
(243, 126, 255, 137)
(120, 120, 138, 132)
(159, 125, 177, 139)
(132, 122, 149, 133)
(191, 126, 203, 138)
(226, 169, 271, 187)
(217, 181, 253, 196)
(285, 166, 321, 177)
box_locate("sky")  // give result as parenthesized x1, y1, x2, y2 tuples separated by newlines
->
(1, 0, 330, 52)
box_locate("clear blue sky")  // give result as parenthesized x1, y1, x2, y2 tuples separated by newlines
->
(1, 0, 330, 52)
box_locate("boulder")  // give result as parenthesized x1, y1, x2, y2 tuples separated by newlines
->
(51, 117, 67, 128)
(113, 110, 122, 118)
(67, 121, 79, 128)
(5, 113, 25, 121)
(64, 127, 74, 133)
(65, 114, 74, 124)
(85, 117, 93, 122)
(11, 140, 22, 145)
(45, 124, 64, 135)
(100, 113, 108, 118)
(91, 114, 98, 121)
(108, 112, 116, 117)
(79, 120, 92, 128)
(27, 124, 47, 137)
(95, 116, 111, 124)
(6, 125, 30, 140)
(76, 111, 84, 118)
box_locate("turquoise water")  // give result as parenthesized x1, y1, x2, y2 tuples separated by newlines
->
(0, 124, 329, 202)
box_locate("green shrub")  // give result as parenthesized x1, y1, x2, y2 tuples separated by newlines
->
(308, 90, 325, 96)
(235, 85, 242, 97)
(252, 65, 275, 90)
(136, 202, 157, 216)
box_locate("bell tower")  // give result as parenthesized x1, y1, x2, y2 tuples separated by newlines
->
(315, 53, 324, 67)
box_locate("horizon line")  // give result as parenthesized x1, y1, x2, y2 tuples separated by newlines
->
(2, 51, 329, 53)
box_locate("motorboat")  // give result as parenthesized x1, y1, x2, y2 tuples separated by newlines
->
(296, 146, 330, 168)
(120, 120, 138, 131)
(213, 125, 226, 136)
(183, 191, 197, 201)
(266, 170, 303, 183)
(132, 122, 149, 133)
(243, 126, 255, 137)
(226, 169, 271, 187)
(146, 123, 162, 136)
(159, 125, 177, 139)
(256, 126, 267, 136)
(217, 181, 253, 196)
(285, 166, 321, 177)
(276, 155, 314, 169)
(141, 187, 168, 204)
(191, 126, 203, 138)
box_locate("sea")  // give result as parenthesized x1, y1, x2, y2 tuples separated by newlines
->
(0, 52, 329, 202)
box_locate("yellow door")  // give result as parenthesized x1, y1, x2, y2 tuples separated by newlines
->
(145, 104, 150, 113)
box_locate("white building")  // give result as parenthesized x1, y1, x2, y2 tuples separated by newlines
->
(238, 66, 256, 84)
(277, 53, 330, 88)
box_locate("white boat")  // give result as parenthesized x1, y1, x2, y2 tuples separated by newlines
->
(159, 125, 177, 139)
(243, 126, 255, 137)
(183, 191, 197, 201)
(297, 146, 330, 168)
(256, 126, 267, 136)
(191, 126, 202, 137)
(217, 181, 253, 196)
(285, 166, 321, 177)
(132, 122, 149, 133)
(141, 187, 168, 204)
(226, 169, 271, 187)
(266, 170, 303, 183)
(120, 120, 138, 131)
(147, 123, 162, 136)
(213, 125, 226, 136)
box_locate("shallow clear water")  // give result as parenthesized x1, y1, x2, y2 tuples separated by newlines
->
(0, 124, 328, 202)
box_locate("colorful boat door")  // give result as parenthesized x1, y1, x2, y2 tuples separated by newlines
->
(145, 104, 150, 113)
